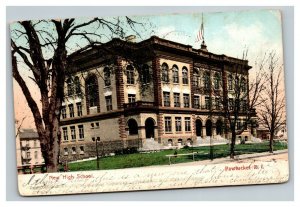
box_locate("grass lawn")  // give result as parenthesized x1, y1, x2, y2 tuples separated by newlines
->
(67, 141, 287, 172)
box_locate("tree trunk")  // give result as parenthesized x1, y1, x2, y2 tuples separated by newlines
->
(269, 133, 274, 153)
(230, 130, 236, 158)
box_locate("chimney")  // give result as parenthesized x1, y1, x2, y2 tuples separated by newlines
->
(125, 35, 136, 43)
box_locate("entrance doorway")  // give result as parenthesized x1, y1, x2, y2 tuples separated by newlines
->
(206, 119, 212, 136)
(196, 119, 202, 137)
(145, 118, 155, 138)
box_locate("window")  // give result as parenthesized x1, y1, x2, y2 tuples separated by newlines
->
(237, 119, 242, 130)
(163, 92, 170, 107)
(185, 117, 191, 132)
(69, 104, 74, 118)
(72, 147, 76, 155)
(174, 93, 180, 107)
(34, 151, 38, 159)
(214, 73, 220, 90)
(34, 140, 37, 148)
(193, 70, 199, 86)
(64, 148, 68, 155)
(61, 106, 66, 119)
(228, 75, 233, 90)
(128, 94, 136, 103)
(204, 72, 210, 89)
(161, 63, 169, 82)
(164, 117, 172, 132)
(142, 64, 150, 84)
(86, 74, 99, 108)
(25, 140, 29, 147)
(105, 96, 112, 111)
(175, 117, 182, 132)
(70, 126, 76, 140)
(74, 76, 81, 94)
(95, 122, 99, 128)
(172, 65, 179, 83)
(63, 127, 68, 141)
(26, 151, 30, 159)
(66, 78, 73, 96)
(194, 96, 200, 109)
(104, 67, 111, 86)
(126, 65, 135, 84)
(205, 96, 210, 109)
(241, 99, 247, 111)
(229, 98, 234, 110)
(80, 146, 84, 154)
(182, 67, 189, 84)
(128, 119, 138, 135)
(183, 94, 190, 108)
(241, 78, 246, 92)
(76, 102, 82, 116)
(215, 97, 221, 110)
(78, 125, 84, 140)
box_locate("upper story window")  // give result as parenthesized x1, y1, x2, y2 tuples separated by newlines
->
(63, 127, 68, 141)
(76, 102, 82, 116)
(126, 65, 135, 84)
(193, 69, 200, 87)
(182, 67, 189, 84)
(85, 74, 99, 108)
(194, 96, 200, 109)
(172, 65, 179, 83)
(61, 106, 66, 119)
(66, 78, 74, 96)
(229, 98, 234, 110)
(174, 93, 180, 107)
(128, 94, 136, 103)
(228, 75, 233, 91)
(214, 73, 221, 90)
(104, 67, 111, 86)
(163, 92, 170, 107)
(183, 94, 190, 108)
(70, 126, 76, 140)
(205, 96, 210, 110)
(142, 64, 150, 84)
(164, 117, 172, 133)
(78, 125, 84, 140)
(241, 77, 246, 92)
(74, 76, 81, 94)
(203, 72, 210, 90)
(161, 63, 169, 82)
(175, 117, 182, 132)
(68, 104, 74, 118)
(105, 95, 113, 111)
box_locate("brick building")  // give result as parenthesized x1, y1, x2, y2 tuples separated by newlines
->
(59, 35, 257, 161)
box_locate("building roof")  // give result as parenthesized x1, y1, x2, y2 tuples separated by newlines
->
(19, 129, 39, 139)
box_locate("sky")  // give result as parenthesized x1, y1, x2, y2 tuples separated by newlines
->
(11, 9, 284, 129)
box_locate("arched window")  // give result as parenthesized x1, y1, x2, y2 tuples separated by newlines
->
(182, 67, 189, 84)
(193, 69, 199, 87)
(74, 76, 81, 94)
(142, 64, 150, 84)
(85, 74, 99, 108)
(214, 73, 220, 90)
(161, 63, 169, 82)
(241, 77, 246, 92)
(104, 67, 111, 86)
(66, 78, 73, 96)
(172, 65, 179, 83)
(128, 119, 138, 135)
(126, 65, 135, 84)
(228, 75, 233, 90)
(203, 72, 210, 89)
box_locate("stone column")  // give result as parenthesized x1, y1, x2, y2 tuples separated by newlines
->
(202, 126, 206, 137)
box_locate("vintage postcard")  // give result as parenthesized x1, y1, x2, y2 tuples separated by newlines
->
(10, 9, 288, 196)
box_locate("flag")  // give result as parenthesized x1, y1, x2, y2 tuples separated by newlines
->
(195, 14, 205, 43)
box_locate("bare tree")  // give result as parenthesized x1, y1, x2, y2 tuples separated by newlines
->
(15, 117, 26, 138)
(11, 17, 143, 172)
(258, 51, 285, 153)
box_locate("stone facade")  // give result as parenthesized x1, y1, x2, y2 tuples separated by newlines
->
(59, 36, 257, 161)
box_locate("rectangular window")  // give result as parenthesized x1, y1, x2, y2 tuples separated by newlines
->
(63, 127, 68, 141)
(77, 102, 82, 116)
(194, 96, 200, 109)
(69, 104, 74, 118)
(64, 148, 68, 155)
(128, 94, 136, 103)
(237, 119, 242, 130)
(241, 100, 247, 111)
(78, 125, 84, 140)
(61, 106, 66, 119)
(175, 117, 182, 132)
(229, 98, 234, 111)
(174, 93, 180, 107)
(70, 126, 76, 140)
(215, 97, 221, 110)
(105, 96, 113, 111)
(183, 94, 190, 108)
(164, 117, 172, 133)
(185, 117, 191, 132)
(80, 146, 84, 154)
(72, 147, 76, 154)
(205, 96, 210, 109)
(26, 152, 30, 159)
(34, 151, 38, 159)
(163, 92, 170, 107)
